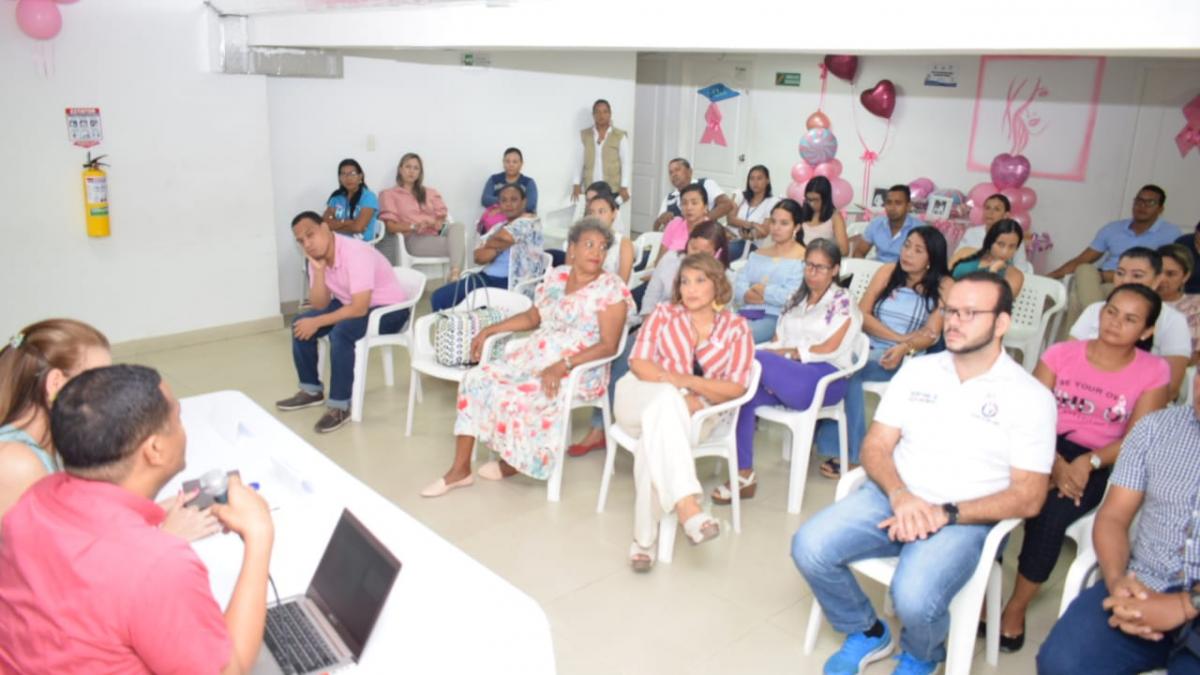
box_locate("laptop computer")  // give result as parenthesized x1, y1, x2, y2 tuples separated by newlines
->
(253, 509, 402, 675)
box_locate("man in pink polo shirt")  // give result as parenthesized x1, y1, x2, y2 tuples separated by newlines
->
(277, 210, 411, 433)
(0, 364, 275, 674)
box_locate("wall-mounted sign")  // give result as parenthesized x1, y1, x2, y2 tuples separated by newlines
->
(461, 52, 491, 67)
(66, 107, 103, 148)
(775, 72, 802, 87)
(924, 63, 958, 88)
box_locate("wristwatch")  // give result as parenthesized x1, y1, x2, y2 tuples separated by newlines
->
(1190, 587, 1200, 613)
(563, 355, 574, 371)
(942, 502, 960, 526)
(1089, 453, 1102, 470)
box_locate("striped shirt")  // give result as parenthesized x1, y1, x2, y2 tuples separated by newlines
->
(631, 303, 755, 388)
(1110, 405, 1200, 592)
(872, 286, 933, 350)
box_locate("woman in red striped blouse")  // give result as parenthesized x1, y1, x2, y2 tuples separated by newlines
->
(615, 253, 756, 571)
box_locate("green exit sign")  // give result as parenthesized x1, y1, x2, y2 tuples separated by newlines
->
(775, 72, 802, 87)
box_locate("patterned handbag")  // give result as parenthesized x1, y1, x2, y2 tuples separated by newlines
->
(433, 306, 504, 367)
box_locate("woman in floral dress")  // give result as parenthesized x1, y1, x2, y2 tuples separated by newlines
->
(421, 218, 634, 497)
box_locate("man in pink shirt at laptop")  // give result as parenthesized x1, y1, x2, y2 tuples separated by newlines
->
(0, 364, 274, 674)
(276, 211, 411, 433)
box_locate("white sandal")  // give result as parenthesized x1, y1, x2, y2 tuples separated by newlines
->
(711, 471, 757, 505)
(629, 541, 656, 572)
(682, 512, 721, 545)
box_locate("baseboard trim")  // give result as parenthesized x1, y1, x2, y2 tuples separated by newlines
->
(111, 315, 285, 358)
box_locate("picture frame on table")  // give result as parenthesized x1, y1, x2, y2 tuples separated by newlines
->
(926, 195, 953, 221)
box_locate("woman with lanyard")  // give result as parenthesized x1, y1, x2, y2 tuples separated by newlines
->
(726, 165, 779, 260)
(321, 158, 380, 242)
(732, 199, 808, 343)
(801, 176, 850, 256)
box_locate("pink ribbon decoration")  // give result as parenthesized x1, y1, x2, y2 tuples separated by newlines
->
(1177, 94, 1200, 157)
(700, 101, 727, 147)
(817, 61, 829, 111)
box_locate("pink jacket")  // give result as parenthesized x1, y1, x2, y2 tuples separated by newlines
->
(378, 185, 448, 231)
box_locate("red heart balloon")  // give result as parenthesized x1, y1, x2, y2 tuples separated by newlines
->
(860, 80, 896, 119)
(823, 55, 858, 82)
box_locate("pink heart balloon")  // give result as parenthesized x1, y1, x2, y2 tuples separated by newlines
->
(860, 80, 896, 119)
(990, 153, 1031, 190)
(823, 55, 859, 82)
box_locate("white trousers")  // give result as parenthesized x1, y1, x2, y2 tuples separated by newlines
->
(614, 375, 702, 548)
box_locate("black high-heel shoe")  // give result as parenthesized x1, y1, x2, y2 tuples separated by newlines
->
(976, 621, 1025, 652)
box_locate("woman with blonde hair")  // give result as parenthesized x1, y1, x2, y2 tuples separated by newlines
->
(0, 319, 217, 540)
(616, 253, 755, 571)
(378, 152, 467, 278)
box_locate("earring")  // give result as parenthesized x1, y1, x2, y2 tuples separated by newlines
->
(712, 301, 724, 312)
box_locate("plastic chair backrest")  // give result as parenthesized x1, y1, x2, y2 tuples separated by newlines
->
(460, 287, 533, 316)
(840, 258, 885, 303)
(392, 266, 427, 300)
(1008, 274, 1065, 339)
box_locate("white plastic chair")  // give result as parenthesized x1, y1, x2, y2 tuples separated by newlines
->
(316, 267, 425, 423)
(1003, 274, 1067, 372)
(755, 334, 870, 514)
(404, 288, 533, 436)
(803, 467, 1019, 675)
(597, 362, 763, 562)
(513, 252, 554, 298)
(477, 328, 629, 503)
(839, 258, 885, 303)
(1179, 365, 1196, 407)
(396, 212, 469, 278)
(628, 232, 663, 290)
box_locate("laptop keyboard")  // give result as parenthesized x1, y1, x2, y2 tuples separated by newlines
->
(264, 602, 340, 674)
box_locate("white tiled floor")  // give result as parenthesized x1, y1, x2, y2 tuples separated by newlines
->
(126, 299, 1072, 675)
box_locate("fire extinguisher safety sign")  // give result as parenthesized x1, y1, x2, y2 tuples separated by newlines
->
(66, 108, 103, 148)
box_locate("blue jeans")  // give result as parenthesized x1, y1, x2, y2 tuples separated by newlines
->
(814, 352, 900, 464)
(292, 299, 411, 410)
(791, 481, 990, 663)
(430, 272, 507, 312)
(1038, 581, 1200, 674)
(728, 238, 748, 262)
(590, 327, 637, 429)
(745, 314, 779, 344)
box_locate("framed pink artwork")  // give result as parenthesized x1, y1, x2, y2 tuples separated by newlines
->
(967, 56, 1106, 182)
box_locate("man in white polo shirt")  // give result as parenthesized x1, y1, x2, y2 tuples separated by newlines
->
(1069, 246, 1190, 401)
(792, 271, 1056, 675)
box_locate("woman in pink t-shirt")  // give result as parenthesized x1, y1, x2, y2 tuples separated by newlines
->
(995, 284, 1171, 652)
(658, 183, 710, 260)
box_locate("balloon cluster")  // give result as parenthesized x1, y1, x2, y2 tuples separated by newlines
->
(788, 115, 854, 210)
(967, 153, 1038, 233)
(15, 0, 74, 41)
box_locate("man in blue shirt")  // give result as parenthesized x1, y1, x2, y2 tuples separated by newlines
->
(1049, 185, 1181, 338)
(1176, 221, 1200, 294)
(1049, 185, 1180, 282)
(852, 184, 922, 263)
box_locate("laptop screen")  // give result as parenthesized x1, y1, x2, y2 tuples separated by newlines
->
(306, 509, 402, 660)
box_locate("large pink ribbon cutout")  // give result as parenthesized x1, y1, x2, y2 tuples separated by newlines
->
(1177, 94, 1200, 158)
(700, 102, 727, 147)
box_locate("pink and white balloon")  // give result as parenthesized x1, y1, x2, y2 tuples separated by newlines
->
(789, 119, 853, 211)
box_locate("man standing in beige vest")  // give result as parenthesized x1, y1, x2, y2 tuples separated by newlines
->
(572, 99, 631, 206)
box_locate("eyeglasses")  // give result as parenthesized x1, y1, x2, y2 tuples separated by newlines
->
(806, 262, 835, 273)
(939, 307, 998, 322)
(1133, 197, 1160, 206)
(339, 171, 361, 178)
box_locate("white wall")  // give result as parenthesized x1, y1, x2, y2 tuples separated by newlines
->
(0, 0, 280, 344)
(245, 0, 1200, 56)
(655, 54, 1200, 269)
(266, 51, 636, 302)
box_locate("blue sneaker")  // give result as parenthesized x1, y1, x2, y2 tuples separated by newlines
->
(823, 622, 895, 675)
(891, 651, 939, 675)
